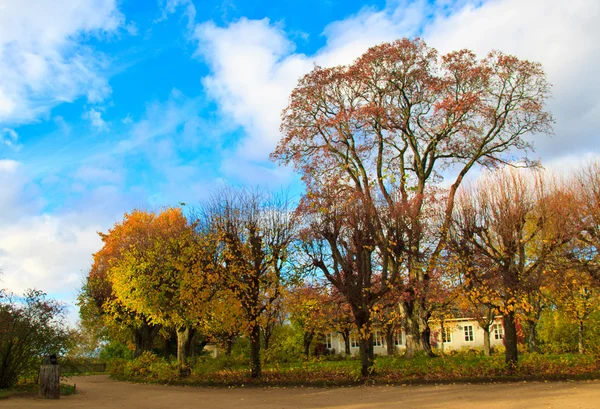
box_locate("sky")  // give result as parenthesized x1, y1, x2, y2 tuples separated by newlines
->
(0, 0, 599, 322)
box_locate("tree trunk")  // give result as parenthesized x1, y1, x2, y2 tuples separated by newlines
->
(303, 332, 314, 358)
(184, 328, 197, 357)
(341, 329, 351, 356)
(225, 335, 235, 356)
(358, 334, 374, 377)
(503, 313, 518, 370)
(250, 324, 261, 378)
(440, 320, 445, 355)
(134, 322, 160, 357)
(403, 313, 421, 358)
(403, 301, 434, 357)
(352, 310, 374, 376)
(527, 321, 538, 353)
(39, 365, 60, 399)
(419, 323, 434, 357)
(483, 328, 491, 357)
(263, 324, 274, 350)
(176, 326, 191, 367)
(385, 329, 395, 356)
(578, 320, 584, 354)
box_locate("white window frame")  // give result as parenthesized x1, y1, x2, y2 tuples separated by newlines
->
(372, 331, 383, 347)
(492, 323, 504, 340)
(350, 333, 359, 348)
(442, 326, 452, 343)
(394, 331, 403, 346)
(464, 325, 474, 342)
(325, 333, 333, 349)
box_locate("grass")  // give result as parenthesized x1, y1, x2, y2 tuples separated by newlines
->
(0, 382, 77, 400)
(108, 351, 600, 387)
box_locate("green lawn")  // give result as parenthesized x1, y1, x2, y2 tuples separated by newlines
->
(108, 351, 600, 387)
(0, 383, 77, 399)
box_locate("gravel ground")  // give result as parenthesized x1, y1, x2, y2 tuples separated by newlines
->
(3, 375, 600, 409)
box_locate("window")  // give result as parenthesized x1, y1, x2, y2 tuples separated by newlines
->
(464, 325, 474, 342)
(350, 333, 359, 348)
(492, 323, 504, 340)
(373, 331, 383, 347)
(325, 333, 333, 349)
(394, 331, 403, 346)
(442, 327, 452, 343)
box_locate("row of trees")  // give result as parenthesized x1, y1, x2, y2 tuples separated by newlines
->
(79, 189, 297, 378)
(79, 161, 600, 377)
(80, 38, 599, 377)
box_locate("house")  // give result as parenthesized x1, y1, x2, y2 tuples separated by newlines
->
(325, 317, 505, 355)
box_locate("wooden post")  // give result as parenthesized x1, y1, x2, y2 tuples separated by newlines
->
(39, 355, 60, 399)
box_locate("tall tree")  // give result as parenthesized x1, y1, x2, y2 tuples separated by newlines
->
(298, 187, 386, 375)
(80, 210, 161, 356)
(570, 159, 600, 285)
(451, 168, 580, 367)
(198, 188, 297, 378)
(272, 37, 553, 357)
(547, 268, 598, 354)
(108, 208, 218, 367)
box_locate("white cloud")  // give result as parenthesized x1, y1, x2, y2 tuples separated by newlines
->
(157, 0, 196, 28)
(423, 0, 600, 160)
(193, 0, 600, 176)
(83, 108, 109, 130)
(0, 161, 134, 299)
(0, 0, 124, 125)
(1, 128, 19, 148)
(195, 19, 312, 163)
(0, 214, 102, 295)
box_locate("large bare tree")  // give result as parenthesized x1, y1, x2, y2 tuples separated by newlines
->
(196, 188, 297, 378)
(272, 37, 553, 357)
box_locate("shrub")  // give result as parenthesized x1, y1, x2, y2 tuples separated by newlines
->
(538, 310, 600, 354)
(263, 326, 303, 364)
(0, 289, 70, 389)
(108, 352, 180, 383)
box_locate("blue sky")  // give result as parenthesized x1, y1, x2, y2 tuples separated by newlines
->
(1, 0, 599, 321)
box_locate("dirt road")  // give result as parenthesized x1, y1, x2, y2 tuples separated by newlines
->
(3, 375, 599, 409)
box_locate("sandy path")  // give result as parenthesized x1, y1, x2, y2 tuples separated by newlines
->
(2, 375, 599, 409)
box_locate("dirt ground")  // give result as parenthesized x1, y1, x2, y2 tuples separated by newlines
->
(3, 375, 600, 409)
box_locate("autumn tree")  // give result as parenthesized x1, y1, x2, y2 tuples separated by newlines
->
(454, 283, 499, 356)
(272, 37, 553, 357)
(108, 208, 218, 367)
(197, 188, 297, 378)
(286, 282, 331, 357)
(569, 159, 600, 285)
(547, 268, 598, 354)
(201, 289, 245, 356)
(79, 210, 161, 356)
(262, 295, 286, 351)
(451, 168, 580, 367)
(298, 187, 388, 375)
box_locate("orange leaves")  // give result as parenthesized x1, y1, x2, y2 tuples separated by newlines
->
(94, 208, 218, 332)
